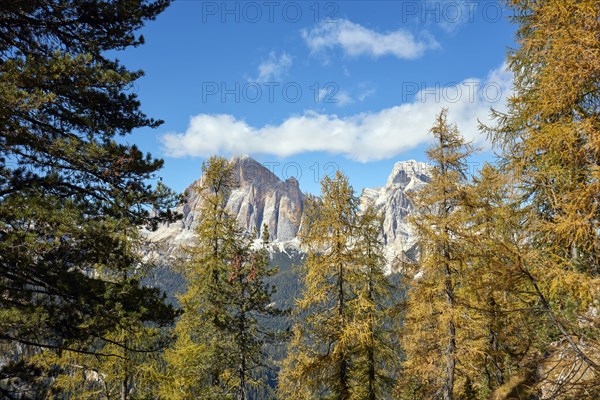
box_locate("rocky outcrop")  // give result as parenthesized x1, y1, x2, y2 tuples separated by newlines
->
(144, 156, 304, 255)
(145, 156, 431, 270)
(362, 160, 432, 263)
(228, 156, 304, 241)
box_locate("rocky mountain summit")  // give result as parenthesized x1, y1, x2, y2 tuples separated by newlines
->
(144, 156, 431, 270)
(144, 155, 304, 255)
(362, 160, 432, 263)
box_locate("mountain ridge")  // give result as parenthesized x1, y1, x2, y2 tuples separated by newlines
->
(144, 156, 431, 271)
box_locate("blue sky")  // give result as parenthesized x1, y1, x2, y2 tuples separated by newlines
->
(117, 0, 516, 195)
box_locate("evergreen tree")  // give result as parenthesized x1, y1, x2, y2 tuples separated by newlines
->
(352, 204, 401, 400)
(458, 165, 541, 399)
(35, 324, 168, 400)
(486, 0, 600, 395)
(400, 110, 474, 400)
(162, 156, 280, 400)
(32, 232, 173, 400)
(0, 0, 178, 395)
(279, 171, 399, 400)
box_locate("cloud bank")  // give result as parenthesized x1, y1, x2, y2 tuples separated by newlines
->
(162, 65, 512, 162)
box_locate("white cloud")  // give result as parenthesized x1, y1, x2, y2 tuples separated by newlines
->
(318, 88, 354, 107)
(335, 90, 354, 107)
(316, 88, 329, 103)
(252, 51, 292, 82)
(357, 87, 376, 101)
(162, 64, 512, 162)
(314, 83, 375, 107)
(302, 19, 438, 59)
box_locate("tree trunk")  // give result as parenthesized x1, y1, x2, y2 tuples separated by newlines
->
(338, 239, 349, 399)
(121, 335, 129, 400)
(440, 131, 455, 400)
(238, 357, 246, 400)
(442, 252, 456, 400)
(339, 267, 349, 399)
(237, 273, 247, 400)
(443, 317, 456, 400)
(121, 373, 128, 400)
(367, 272, 376, 400)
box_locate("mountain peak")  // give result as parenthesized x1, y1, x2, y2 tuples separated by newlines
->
(285, 176, 299, 187)
(230, 155, 281, 187)
(386, 160, 431, 189)
(146, 158, 432, 272)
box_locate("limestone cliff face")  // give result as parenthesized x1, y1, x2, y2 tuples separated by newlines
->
(144, 156, 304, 254)
(145, 156, 431, 269)
(362, 160, 432, 249)
(227, 156, 304, 241)
(359, 160, 431, 271)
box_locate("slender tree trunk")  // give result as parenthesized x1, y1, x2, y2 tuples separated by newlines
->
(238, 354, 247, 400)
(237, 288, 247, 400)
(442, 265, 456, 400)
(121, 280, 128, 400)
(339, 264, 349, 399)
(368, 345, 376, 400)
(367, 269, 376, 400)
(121, 328, 130, 400)
(442, 244, 456, 400)
(210, 214, 221, 389)
(121, 374, 128, 400)
(337, 239, 349, 399)
(440, 135, 455, 400)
